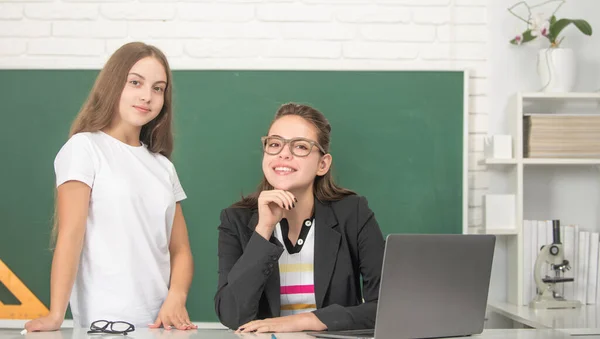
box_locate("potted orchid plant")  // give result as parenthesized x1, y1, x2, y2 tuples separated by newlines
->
(508, 0, 592, 92)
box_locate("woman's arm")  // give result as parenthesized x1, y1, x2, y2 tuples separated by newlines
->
(214, 209, 284, 330)
(25, 181, 90, 332)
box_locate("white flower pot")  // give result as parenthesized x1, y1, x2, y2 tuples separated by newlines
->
(537, 48, 576, 92)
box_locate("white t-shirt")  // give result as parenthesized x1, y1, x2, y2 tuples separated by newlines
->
(54, 131, 187, 328)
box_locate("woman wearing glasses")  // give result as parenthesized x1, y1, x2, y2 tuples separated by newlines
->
(214, 103, 385, 333)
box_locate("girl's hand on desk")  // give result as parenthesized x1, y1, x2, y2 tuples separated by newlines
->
(236, 313, 326, 333)
(149, 292, 198, 331)
(24, 314, 63, 332)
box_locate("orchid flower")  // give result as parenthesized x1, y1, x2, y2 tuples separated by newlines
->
(530, 13, 550, 37)
(514, 34, 524, 45)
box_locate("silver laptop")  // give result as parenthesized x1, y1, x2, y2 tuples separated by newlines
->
(308, 234, 496, 339)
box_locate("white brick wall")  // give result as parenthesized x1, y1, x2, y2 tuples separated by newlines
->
(0, 0, 490, 232)
(25, 4, 99, 20)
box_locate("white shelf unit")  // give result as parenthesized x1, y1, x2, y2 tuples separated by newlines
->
(484, 92, 600, 306)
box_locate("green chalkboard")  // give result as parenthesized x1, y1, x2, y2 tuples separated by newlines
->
(0, 70, 465, 322)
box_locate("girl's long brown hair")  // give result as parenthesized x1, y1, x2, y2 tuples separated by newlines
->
(232, 103, 355, 209)
(69, 42, 174, 157)
(52, 42, 174, 244)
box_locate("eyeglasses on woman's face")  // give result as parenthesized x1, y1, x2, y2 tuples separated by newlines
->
(261, 136, 325, 157)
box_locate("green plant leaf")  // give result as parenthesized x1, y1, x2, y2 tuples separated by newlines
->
(522, 30, 536, 42)
(572, 19, 593, 35)
(550, 15, 557, 25)
(550, 18, 572, 39)
(510, 29, 536, 45)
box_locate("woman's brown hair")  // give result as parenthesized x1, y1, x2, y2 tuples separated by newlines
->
(52, 42, 174, 244)
(232, 103, 355, 209)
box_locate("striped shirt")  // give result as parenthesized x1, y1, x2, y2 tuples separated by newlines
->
(274, 217, 316, 316)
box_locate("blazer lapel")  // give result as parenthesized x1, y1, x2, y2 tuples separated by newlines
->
(313, 198, 341, 308)
(246, 210, 281, 317)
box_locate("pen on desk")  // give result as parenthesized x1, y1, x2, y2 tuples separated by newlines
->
(271, 334, 277, 339)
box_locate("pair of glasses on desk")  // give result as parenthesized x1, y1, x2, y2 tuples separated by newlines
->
(87, 320, 135, 335)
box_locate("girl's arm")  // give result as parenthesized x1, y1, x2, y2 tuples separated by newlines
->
(25, 181, 90, 332)
(150, 203, 197, 330)
(168, 203, 194, 297)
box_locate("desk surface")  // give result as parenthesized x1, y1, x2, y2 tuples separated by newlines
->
(1, 328, 599, 339)
(488, 300, 600, 329)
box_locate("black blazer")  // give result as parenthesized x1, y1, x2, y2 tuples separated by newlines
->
(214, 195, 385, 331)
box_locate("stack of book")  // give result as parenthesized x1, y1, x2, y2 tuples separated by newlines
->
(523, 115, 600, 158)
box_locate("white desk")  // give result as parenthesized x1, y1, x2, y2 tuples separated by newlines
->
(488, 300, 600, 329)
(0, 328, 599, 339)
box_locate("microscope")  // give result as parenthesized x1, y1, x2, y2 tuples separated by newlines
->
(529, 220, 581, 309)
